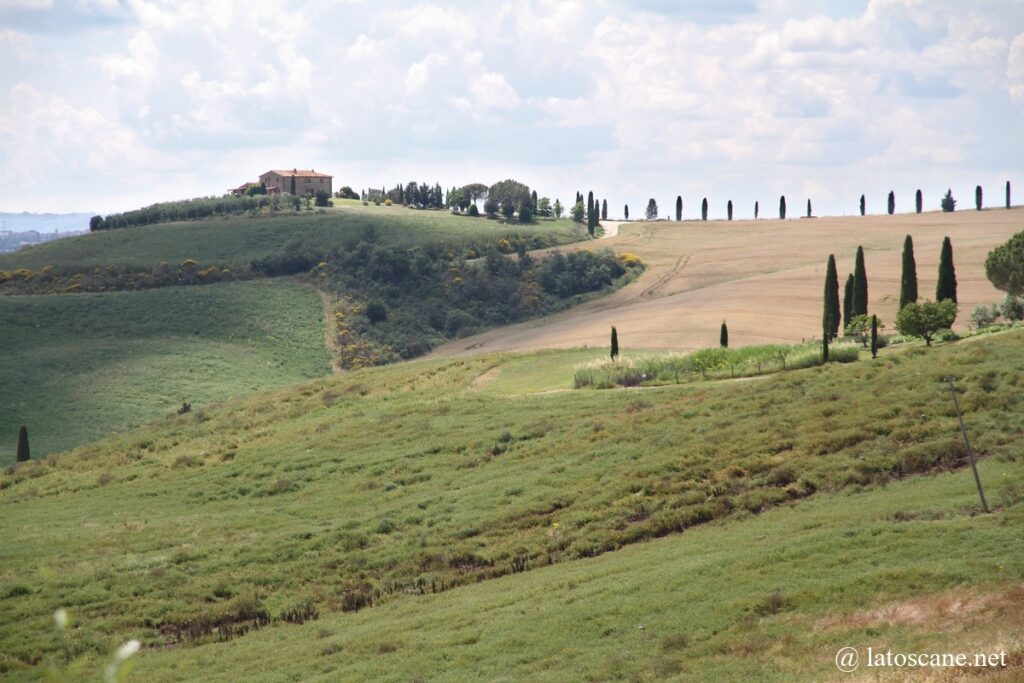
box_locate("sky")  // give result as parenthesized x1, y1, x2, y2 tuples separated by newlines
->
(1, 0, 1023, 221)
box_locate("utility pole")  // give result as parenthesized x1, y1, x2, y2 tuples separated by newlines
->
(947, 377, 989, 513)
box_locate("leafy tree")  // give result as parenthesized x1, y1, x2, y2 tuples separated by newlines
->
(624, 204, 629, 220)
(895, 299, 957, 346)
(824, 254, 840, 340)
(970, 304, 998, 330)
(675, 195, 682, 221)
(460, 183, 489, 210)
(552, 198, 563, 218)
(490, 179, 532, 219)
(975, 185, 983, 211)
(915, 189, 923, 214)
(806, 198, 812, 217)
(887, 190, 895, 215)
(610, 326, 619, 361)
(1002, 293, 1024, 321)
(518, 200, 533, 223)
(602, 199, 608, 221)
(89, 215, 103, 231)
(779, 195, 786, 219)
(845, 314, 882, 348)
(727, 200, 733, 221)
(941, 189, 956, 212)
(645, 198, 658, 220)
(900, 235, 918, 309)
(1007, 180, 1011, 209)
(701, 197, 708, 221)
(871, 314, 879, 358)
(843, 273, 855, 328)
(985, 230, 1024, 296)
(16, 425, 30, 462)
(720, 320, 728, 348)
(484, 197, 500, 216)
(936, 236, 957, 302)
(536, 197, 551, 217)
(853, 245, 868, 316)
(754, 201, 759, 219)
(859, 194, 865, 216)
(468, 204, 480, 217)
(571, 201, 585, 223)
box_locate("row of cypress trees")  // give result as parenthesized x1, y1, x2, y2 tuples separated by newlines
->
(860, 182, 1011, 216)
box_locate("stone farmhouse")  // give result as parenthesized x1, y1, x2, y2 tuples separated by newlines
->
(230, 169, 333, 196)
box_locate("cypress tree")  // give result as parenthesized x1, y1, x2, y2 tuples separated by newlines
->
(532, 190, 538, 211)
(754, 201, 759, 219)
(676, 195, 682, 221)
(899, 235, 918, 310)
(624, 204, 629, 220)
(843, 274, 855, 328)
(975, 185, 982, 211)
(720, 321, 728, 348)
(853, 246, 868, 316)
(1007, 180, 1011, 209)
(587, 191, 595, 235)
(610, 326, 619, 361)
(936, 236, 957, 302)
(887, 190, 895, 215)
(16, 425, 30, 462)
(727, 200, 733, 221)
(915, 189, 922, 214)
(701, 197, 708, 221)
(807, 198, 812, 218)
(822, 333, 829, 363)
(602, 199, 608, 220)
(860, 194, 865, 216)
(870, 315, 878, 359)
(779, 195, 786, 219)
(825, 254, 840, 340)
(290, 174, 297, 195)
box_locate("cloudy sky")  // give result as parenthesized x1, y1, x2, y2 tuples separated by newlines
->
(1, 0, 1023, 220)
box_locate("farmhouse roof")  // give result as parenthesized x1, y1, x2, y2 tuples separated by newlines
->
(265, 169, 333, 178)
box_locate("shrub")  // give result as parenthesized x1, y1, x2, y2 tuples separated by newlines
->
(970, 304, 998, 330)
(468, 204, 479, 217)
(941, 189, 956, 212)
(365, 302, 388, 324)
(1002, 294, 1024, 321)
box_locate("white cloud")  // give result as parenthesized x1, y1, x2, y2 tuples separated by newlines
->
(0, 29, 33, 60)
(1010, 33, 1024, 102)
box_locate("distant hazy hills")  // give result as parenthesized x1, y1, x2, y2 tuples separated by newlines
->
(0, 211, 94, 233)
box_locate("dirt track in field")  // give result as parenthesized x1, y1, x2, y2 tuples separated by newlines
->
(430, 210, 1023, 358)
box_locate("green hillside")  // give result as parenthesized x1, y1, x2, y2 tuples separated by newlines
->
(0, 203, 579, 272)
(2, 331, 1022, 680)
(0, 280, 331, 461)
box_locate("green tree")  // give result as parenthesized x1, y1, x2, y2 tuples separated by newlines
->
(720, 320, 728, 348)
(887, 190, 895, 215)
(870, 314, 879, 359)
(290, 174, 296, 195)
(531, 190, 538, 211)
(859, 194, 865, 216)
(587, 191, 595, 234)
(552, 198, 563, 218)
(941, 189, 956, 212)
(754, 201, 759, 219)
(16, 425, 30, 462)
(985, 230, 1024, 296)
(936, 236, 957, 302)
(779, 195, 786, 219)
(518, 200, 533, 223)
(845, 314, 882, 348)
(822, 333, 829, 362)
(853, 245, 868, 316)
(602, 199, 608, 221)
(824, 254, 840, 340)
(843, 273, 855, 328)
(89, 215, 103, 231)
(975, 185, 983, 211)
(895, 300, 957, 346)
(1007, 180, 1011, 209)
(676, 195, 682, 221)
(537, 197, 552, 217)
(806, 198, 812, 217)
(900, 235, 918, 309)
(915, 189, 923, 214)
(701, 197, 708, 221)
(490, 179, 532, 219)
(314, 190, 331, 207)
(610, 326, 619, 361)
(624, 204, 629, 220)
(645, 198, 658, 220)
(571, 201, 585, 223)
(727, 200, 733, 221)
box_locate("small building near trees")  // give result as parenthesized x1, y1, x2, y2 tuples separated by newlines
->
(258, 169, 333, 196)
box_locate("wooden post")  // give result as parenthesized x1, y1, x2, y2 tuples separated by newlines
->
(947, 377, 990, 513)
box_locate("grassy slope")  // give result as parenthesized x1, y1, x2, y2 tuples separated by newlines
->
(0, 280, 330, 461)
(0, 203, 580, 271)
(2, 332, 1022, 679)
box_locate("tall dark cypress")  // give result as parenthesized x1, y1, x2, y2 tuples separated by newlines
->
(290, 174, 297, 195)
(822, 334, 829, 363)
(587, 191, 595, 235)
(915, 189, 922, 214)
(754, 201, 759, 219)
(610, 326, 619, 361)
(624, 204, 629, 220)
(975, 185, 983, 211)
(843, 274, 855, 328)
(807, 198, 812, 218)
(720, 321, 728, 348)
(825, 254, 840, 340)
(899, 234, 918, 310)
(602, 199, 608, 220)
(887, 191, 895, 215)
(532, 190, 538, 211)
(853, 246, 868, 316)
(676, 195, 683, 221)
(860, 194, 865, 216)
(936, 236, 957, 303)
(727, 200, 733, 221)
(16, 425, 30, 462)
(779, 195, 786, 219)
(870, 315, 878, 359)
(1007, 180, 1012, 209)
(701, 197, 708, 221)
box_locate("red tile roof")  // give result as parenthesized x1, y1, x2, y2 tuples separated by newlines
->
(263, 169, 333, 178)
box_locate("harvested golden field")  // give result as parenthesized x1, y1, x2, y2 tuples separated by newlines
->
(431, 209, 1022, 357)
